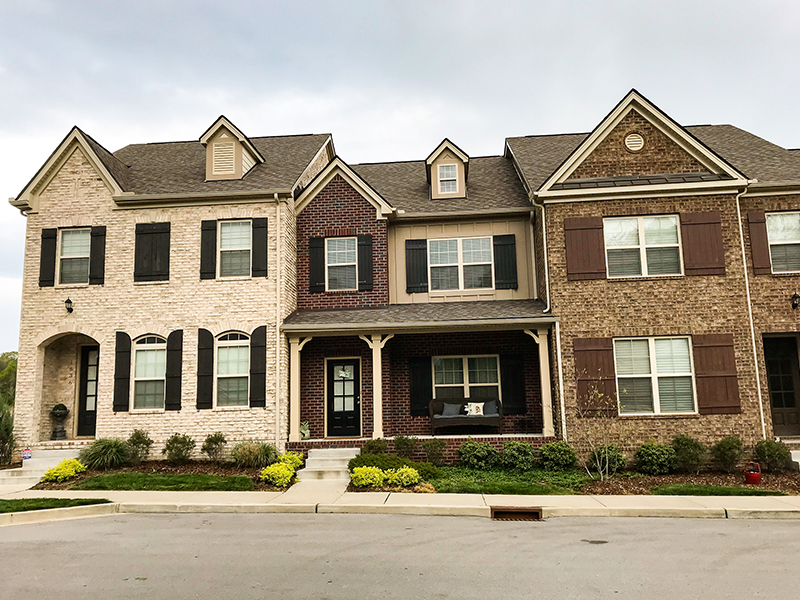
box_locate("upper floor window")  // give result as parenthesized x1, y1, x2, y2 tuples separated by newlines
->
(429, 237, 493, 291)
(614, 336, 695, 415)
(766, 212, 800, 273)
(433, 355, 500, 400)
(326, 237, 357, 291)
(216, 332, 249, 407)
(604, 215, 682, 278)
(438, 164, 458, 194)
(59, 228, 91, 284)
(219, 220, 251, 277)
(133, 335, 166, 410)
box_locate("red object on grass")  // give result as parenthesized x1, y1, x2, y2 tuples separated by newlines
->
(744, 462, 761, 485)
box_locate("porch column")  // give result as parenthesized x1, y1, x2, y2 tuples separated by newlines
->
(359, 333, 394, 439)
(288, 336, 312, 443)
(525, 328, 555, 438)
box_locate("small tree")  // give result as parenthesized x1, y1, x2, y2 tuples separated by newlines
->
(573, 370, 625, 481)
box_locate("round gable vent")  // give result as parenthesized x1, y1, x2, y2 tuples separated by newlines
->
(624, 132, 645, 152)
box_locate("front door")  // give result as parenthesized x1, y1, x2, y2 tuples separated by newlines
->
(77, 345, 99, 437)
(327, 360, 360, 437)
(764, 337, 800, 437)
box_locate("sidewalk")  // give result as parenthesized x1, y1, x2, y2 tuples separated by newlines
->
(4, 478, 800, 521)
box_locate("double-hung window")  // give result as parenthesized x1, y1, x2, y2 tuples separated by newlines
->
(219, 221, 251, 277)
(59, 229, 91, 284)
(614, 337, 696, 415)
(438, 164, 458, 194)
(133, 336, 166, 409)
(766, 212, 800, 273)
(216, 332, 249, 407)
(433, 355, 500, 399)
(604, 216, 682, 277)
(325, 237, 357, 290)
(429, 237, 493, 291)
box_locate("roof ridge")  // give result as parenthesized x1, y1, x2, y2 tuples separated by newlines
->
(115, 132, 329, 150)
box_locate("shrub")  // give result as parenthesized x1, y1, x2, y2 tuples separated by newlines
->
(351, 466, 386, 488)
(201, 432, 227, 463)
(0, 405, 14, 466)
(539, 441, 577, 471)
(162, 433, 195, 465)
(711, 436, 745, 474)
(259, 463, 295, 488)
(41, 458, 86, 483)
(385, 466, 421, 487)
(635, 441, 676, 475)
(230, 441, 278, 468)
(457, 439, 500, 470)
(672, 435, 706, 474)
(754, 440, 792, 472)
(361, 438, 388, 455)
(347, 454, 440, 480)
(588, 444, 626, 477)
(79, 438, 132, 470)
(501, 441, 538, 471)
(393, 435, 419, 459)
(127, 429, 154, 464)
(278, 451, 304, 471)
(421, 439, 447, 466)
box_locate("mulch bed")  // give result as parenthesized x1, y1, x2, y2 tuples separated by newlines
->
(0, 462, 22, 470)
(581, 471, 800, 495)
(31, 460, 285, 492)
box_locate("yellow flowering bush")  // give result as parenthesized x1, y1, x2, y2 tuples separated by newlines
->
(278, 451, 303, 471)
(350, 466, 386, 488)
(385, 466, 421, 487)
(260, 463, 295, 488)
(41, 459, 87, 483)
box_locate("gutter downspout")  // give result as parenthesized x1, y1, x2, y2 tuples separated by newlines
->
(275, 192, 282, 449)
(736, 181, 767, 440)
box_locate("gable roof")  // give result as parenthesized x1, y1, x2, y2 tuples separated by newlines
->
(199, 115, 265, 164)
(424, 138, 470, 182)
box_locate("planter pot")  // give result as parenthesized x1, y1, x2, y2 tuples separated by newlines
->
(50, 408, 70, 440)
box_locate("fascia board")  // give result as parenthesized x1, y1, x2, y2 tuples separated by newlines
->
(200, 116, 265, 163)
(538, 179, 747, 204)
(292, 135, 334, 191)
(281, 316, 558, 336)
(425, 139, 470, 165)
(113, 189, 292, 209)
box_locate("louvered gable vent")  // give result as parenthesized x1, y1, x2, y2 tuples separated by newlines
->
(201, 116, 265, 181)
(213, 141, 236, 175)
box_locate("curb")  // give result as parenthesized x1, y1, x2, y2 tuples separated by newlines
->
(0, 503, 118, 527)
(317, 504, 490, 517)
(118, 503, 317, 514)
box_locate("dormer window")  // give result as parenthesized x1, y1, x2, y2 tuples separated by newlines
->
(212, 141, 236, 176)
(438, 165, 458, 194)
(200, 116, 265, 182)
(426, 138, 469, 200)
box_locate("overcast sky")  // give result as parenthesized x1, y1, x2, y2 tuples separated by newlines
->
(1, 0, 799, 351)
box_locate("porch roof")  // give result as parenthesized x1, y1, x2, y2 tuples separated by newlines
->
(282, 299, 555, 336)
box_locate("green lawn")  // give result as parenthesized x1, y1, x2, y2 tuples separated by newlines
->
(71, 473, 254, 492)
(429, 467, 588, 495)
(652, 484, 785, 496)
(0, 498, 112, 513)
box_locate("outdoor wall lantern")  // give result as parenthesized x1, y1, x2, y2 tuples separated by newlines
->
(64, 298, 73, 313)
(792, 292, 800, 310)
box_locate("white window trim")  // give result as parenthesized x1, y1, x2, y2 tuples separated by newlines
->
(613, 336, 698, 416)
(604, 215, 684, 279)
(324, 236, 358, 292)
(431, 354, 502, 401)
(214, 332, 250, 409)
(766, 211, 800, 274)
(428, 237, 495, 292)
(57, 227, 91, 286)
(131, 335, 167, 411)
(217, 220, 252, 279)
(438, 163, 459, 194)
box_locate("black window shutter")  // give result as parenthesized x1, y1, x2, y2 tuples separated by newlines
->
(200, 220, 217, 280)
(165, 329, 183, 411)
(134, 223, 170, 282)
(196, 328, 214, 410)
(39, 228, 57, 287)
(500, 354, 526, 415)
(493, 234, 518, 290)
(405, 239, 428, 293)
(250, 325, 267, 408)
(251, 218, 268, 277)
(409, 356, 433, 416)
(89, 226, 106, 285)
(113, 332, 132, 412)
(309, 237, 325, 293)
(357, 234, 373, 291)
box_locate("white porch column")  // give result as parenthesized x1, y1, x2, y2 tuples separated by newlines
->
(288, 336, 312, 443)
(525, 328, 555, 438)
(359, 333, 394, 439)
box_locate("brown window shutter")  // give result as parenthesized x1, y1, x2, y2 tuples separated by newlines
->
(564, 217, 606, 280)
(680, 212, 725, 276)
(692, 334, 741, 414)
(573, 338, 617, 416)
(747, 210, 772, 275)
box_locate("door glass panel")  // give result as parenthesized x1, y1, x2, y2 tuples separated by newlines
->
(334, 397, 344, 412)
(344, 380, 354, 396)
(344, 396, 354, 411)
(86, 396, 96, 411)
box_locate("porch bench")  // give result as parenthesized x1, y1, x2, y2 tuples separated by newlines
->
(428, 398, 503, 435)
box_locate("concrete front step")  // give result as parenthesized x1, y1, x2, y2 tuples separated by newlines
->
(297, 448, 360, 481)
(0, 475, 42, 486)
(790, 450, 800, 471)
(305, 457, 354, 469)
(0, 468, 46, 479)
(306, 448, 360, 460)
(296, 468, 350, 481)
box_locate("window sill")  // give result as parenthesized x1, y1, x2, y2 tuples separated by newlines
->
(129, 408, 165, 414)
(54, 283, 90, 289)
(607, 275, 684, 282)
(323, 289, 359, 294)
(212, 406, 251, 412)
(766, 271, 800, 277)
(618, 413, 700, 419)
(133, 280, 169, 286)
(217, 276, 252, 282)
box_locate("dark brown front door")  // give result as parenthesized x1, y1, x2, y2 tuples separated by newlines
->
(77, 345, 99, 437)
(764, 337, 800, 437)
(327, 360, 360, 437)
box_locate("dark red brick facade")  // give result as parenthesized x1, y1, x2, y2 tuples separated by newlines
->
(296, 174, 389, 309)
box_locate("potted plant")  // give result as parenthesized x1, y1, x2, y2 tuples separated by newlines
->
(50, 403, 69, 440)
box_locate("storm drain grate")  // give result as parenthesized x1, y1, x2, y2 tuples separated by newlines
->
(490, 506, 542, 521)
